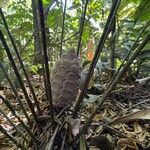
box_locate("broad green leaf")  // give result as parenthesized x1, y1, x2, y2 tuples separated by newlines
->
(138, 47, 150, 60)
(43, 0, 52, 6)
(20, 21, 33, 32)
(116, 59, 122, 68)
(31, 65, 39, 74)
(119, 0, 140, 12)
(47, 8, 62, 28)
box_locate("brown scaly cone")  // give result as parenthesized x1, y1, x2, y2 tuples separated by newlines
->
(51, 49, 81, 112)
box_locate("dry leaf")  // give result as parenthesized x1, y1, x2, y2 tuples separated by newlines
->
(134, 122, 142, 134)
(68, 118, 81, 136)
(117, 138, 139, 150)
(111, 110, 150, 125)
(94, 114, 104, 122)
(138, 130, 148, 142)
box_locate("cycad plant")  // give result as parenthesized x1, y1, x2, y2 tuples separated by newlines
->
(0, 0, 150, 149)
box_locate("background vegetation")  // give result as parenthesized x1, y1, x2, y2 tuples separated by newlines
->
(0, 0, 150, 84)
(0, 0, 150, 149)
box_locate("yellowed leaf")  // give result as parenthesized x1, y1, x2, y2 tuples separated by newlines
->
(86, 38, 94, 61)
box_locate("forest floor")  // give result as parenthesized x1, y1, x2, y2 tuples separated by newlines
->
(0, 75, 150, 150)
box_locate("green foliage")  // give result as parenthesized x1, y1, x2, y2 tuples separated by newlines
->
(47, 7, 63, 29)
(43, 0, 52, 6)
(2, 1, 33, 57)
(30, 64, 43, 74)
(1, 0, 150, 79)
(134, 0, 150, 21)
(137, 43, 150, 74)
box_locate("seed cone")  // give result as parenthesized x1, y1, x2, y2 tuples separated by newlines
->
(51, 50, 81, 111)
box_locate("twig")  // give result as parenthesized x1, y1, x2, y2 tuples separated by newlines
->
(0, 95, 37, 143)
(73, 0, 121, 118)
(0, 108, 29, 143)
(60, 130, 67, 150)
(77, 0, 89, 56)
(39, 103, 71, 140)
(0, 125, 26, 150)
(71, 1, 150, 144)
(72, 31, 150, 144)
(17, 0, 56, 52)
(37, 0, 54, 120)
(0, 7, 42, 116)
(60, 0, 67, 57)
(58, 31, 79, 45)
(45, 124, 60, 150)
(0, 62, 31, 127)
(127, 99, 150, 110)
(109, 5, 116, 77)
(101, 122, 142, 145)
(108, 20, 150, 88)
(44, 0, 56, 17)
(0, 30, 40, 130)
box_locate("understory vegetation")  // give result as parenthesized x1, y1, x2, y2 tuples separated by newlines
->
(0, 0, 150, 149)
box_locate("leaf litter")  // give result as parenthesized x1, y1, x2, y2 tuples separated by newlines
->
(0, 74, 150, 150)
